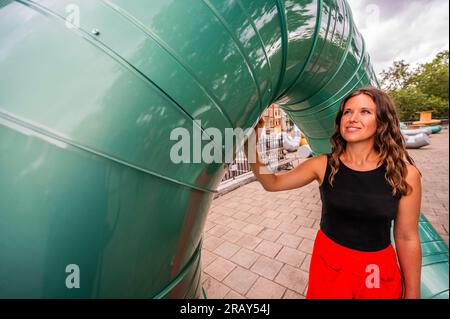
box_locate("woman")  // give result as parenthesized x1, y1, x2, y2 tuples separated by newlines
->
(245, 87, 422, 299)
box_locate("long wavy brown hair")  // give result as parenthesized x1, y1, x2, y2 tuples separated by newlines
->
(328, 86, 419, 197)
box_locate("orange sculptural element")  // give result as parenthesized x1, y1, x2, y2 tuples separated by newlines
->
(411, 111, 441, 127)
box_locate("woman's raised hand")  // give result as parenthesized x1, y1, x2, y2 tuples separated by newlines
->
(255, 116, 266, 141)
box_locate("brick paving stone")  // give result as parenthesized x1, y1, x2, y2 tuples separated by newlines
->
(221, 229, 245, 243)
(246, 277, 286, 299)
(233, 211, 251, 221)
(223, 266, 259, 295)
(301, 254, 312, 272)
(254, 240, 283, 258)
(275, 193, 291, 200)
(206, 214, 220, 223)
(431, 208, 445, 216)
(230, 248, 260, 269)
(204, 257, 236, 281)
(211, 205, 230, 214)
(201, 250, 218, 268)
(249, 200, 270, 208)
(253, 194, 267, 201)
(213, 241, 241, 259)
(241, 223, 264, 236)
(276, 205, 295, 214)
(276, 212, 297, 223)
(276, 233, 303, 249)
(221, 201, 240, 209)
(311, 219, 321, 230)
(203, 235, 225, 251)
(259, 218, 282, 229)
(202, 275, 231, 299)
(221, 208, 238, 217)
(263, 203, 281, 211)
(250, 255, 284, 280)
(307, 210, 321, 219)
(295, 226, 318, 240)
(220, 193, 234, 201)
(235, 234, 263, 250)
(245, 214, 266, 225)
(246, 206, 266, 216)
(262, 209, 281, 219)
(291, 208, 312, 217)
(274, 198, 291, 205)
(204, 221, 216, 232)
(239, 198, 255, 205)
(228, 219, 248, 231)
(275, 246, 306, 267)
(306, 199, 319, 206)
(212, 197, 226, 207)
(208, 225, 230, 237)
(224, 290, 246, 299)
(289, 200, 309, 209)
(283, 289, 306, 299)
(292, 216, 316, 228)
(201, 272, 209, 285)
(258, 228, 283, 242)
(298, 238, 315, 254)
(274, 264, 309, 294)
(214, 215, 233, 226)
(236, 203, 253, 212)
(276, 222, 300, 234)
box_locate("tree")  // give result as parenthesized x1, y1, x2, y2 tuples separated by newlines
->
(390, 87, 447, 121)
(380, 50, 449, 121)
(380, 60, 412, 91)
(410, 50, 449, 101)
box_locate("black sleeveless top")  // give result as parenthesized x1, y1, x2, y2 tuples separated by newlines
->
(319, 155, 402, 252)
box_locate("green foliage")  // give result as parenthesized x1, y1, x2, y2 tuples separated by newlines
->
(411, 51, 449, 101)
(390, 87, 448, 121)
(380, 50, 449, 121)
(380, 60, 412, 91)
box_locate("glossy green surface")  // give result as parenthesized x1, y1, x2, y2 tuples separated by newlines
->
(0, 0, 447, 298)
(428, 125, 443, 134)
(419, 214, 449, 299)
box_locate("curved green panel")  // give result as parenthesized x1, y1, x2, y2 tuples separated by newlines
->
(0, 0, 447, 298)
(419, 214, 449, 299)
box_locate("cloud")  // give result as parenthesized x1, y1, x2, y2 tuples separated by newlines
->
(347, 0, 449, 75)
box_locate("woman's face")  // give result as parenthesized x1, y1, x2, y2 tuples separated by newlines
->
(340, 94, 378, 143)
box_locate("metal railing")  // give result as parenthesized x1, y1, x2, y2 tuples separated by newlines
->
(221, 135, 288, 182)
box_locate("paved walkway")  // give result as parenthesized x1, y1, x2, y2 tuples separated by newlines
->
(201, 126, 449, 299)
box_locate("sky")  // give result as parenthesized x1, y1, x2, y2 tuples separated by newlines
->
(346, 0, 449, 75)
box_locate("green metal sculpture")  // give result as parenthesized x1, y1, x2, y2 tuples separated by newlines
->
(0, 0, 447, 298)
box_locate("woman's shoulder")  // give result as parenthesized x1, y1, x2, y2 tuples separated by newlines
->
(397, 163, 421, 200)
(307, 153, 329, 186)
(300, 153, 328, 173)
(307, 153, 329, 167)
(405, 163, 421, 182)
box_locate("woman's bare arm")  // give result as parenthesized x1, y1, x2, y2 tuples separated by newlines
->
(394, 164, 422, 299)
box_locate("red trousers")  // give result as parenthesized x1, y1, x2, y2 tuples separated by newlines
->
(306, 229, 403, 299)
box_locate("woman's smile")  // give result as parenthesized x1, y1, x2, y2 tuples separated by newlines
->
(345, 127, 362, 133)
